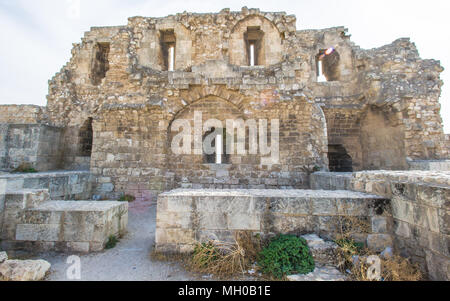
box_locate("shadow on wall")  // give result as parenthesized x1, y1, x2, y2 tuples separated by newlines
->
(328, 144, 353, 172)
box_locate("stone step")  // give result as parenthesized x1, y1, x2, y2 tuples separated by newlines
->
(301, 234, 338, 264)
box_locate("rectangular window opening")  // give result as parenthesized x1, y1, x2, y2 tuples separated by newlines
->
(91, 42, 110, 85)
(245, 27, 263, 66)
(160, 30, 176, 71)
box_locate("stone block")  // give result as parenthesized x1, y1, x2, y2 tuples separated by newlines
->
(15, 224, 60, 242)
(312, 198, 337, 215)
(367, 234, 393, 252)
(155, 229, 195, 245)
(67, 242, 90, 253)
(371, 216, 388, 234)
(227, 213, 260, 231)
(198, 212, 227, 230)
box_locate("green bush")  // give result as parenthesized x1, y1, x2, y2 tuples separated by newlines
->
(105, 235, 119, 249)
(118, 194, 136, 202)
(257, 234, 315, 279)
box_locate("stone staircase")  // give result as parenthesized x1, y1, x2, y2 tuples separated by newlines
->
(0, 189, 128, 253)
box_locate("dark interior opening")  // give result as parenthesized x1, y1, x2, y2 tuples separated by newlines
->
(316, 49, 341, 81)
(160, 30, 176, 71)
(245, 26, 264, 66)
(328, 144, 353, 172)
(79, 118, 93, 157)
(91, 43, 110, 85)
(203, 127, 230, 164)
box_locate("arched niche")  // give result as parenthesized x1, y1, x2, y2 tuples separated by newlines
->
(229, 15, 283, 67)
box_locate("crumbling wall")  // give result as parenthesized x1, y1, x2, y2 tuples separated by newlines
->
(3, 7, 448, 180)
(355, 39, 448, 161)
(360, 106, 407, 170)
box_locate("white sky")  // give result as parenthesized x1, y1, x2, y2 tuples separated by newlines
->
(0, 0, 449, 133)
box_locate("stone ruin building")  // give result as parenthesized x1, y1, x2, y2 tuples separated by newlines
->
(0, 8, 449, 280)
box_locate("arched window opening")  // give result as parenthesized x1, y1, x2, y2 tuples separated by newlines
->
(160, 30, 176, 71)
(328, 144, 353, 172)
(91, 42, 110, 85)
(203, 127, 230, 164)
(79, 118, 93, 157)
(316, 48, 340, 82)
(245, 27, 264, 66)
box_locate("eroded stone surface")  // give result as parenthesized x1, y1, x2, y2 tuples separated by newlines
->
(0, 252, 7, 264)
(287, 266, 347, 282)
(301, 234, 338, 264)
(0, 260, 51, 281)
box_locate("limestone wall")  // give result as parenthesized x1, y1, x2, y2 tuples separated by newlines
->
(156, 189, 392, 254)
(350, 171, 449, 281)
(0, 179, 5, 238)
(0, 171, 92, 200)
(0, 105, 46, 124)
(0, 124, 63, 171)
(311, 171, 449, 281)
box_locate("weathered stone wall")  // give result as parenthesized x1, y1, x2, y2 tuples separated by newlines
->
(0, 124, 63, 172)
(0, 105, 46, 124)
(408, 160, 450, 171)
(310, 172, 352, 190)
(39, 7, 447, 186)
(0, 171, 92, 200)
(446, 134, 450, 151)
(0, 179, 5, 238)
(89, 86, 328, 200)
(311, 171, 449, 281)
(156, 189, 392, 254)
(350, 171, 449, 281)
(0, 8, 448, 198)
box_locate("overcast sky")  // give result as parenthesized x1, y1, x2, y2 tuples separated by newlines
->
(0, 0, 449, 132)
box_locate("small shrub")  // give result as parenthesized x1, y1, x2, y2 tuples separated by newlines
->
(105, 235, 119, 249)
(13, 163, 38, 173)
(257, 234, 315, 279)
(118, 194, 136, 202)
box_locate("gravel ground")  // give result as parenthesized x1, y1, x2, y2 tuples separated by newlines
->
(39, 200, 197, 281)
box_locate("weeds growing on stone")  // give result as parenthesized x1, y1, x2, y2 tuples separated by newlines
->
(118, 194, 136, 202)
(188, 231, 263, 277)
(105, 235, 119, 249)
(12, 163, 38, 173)
(333, 214, 423, 281)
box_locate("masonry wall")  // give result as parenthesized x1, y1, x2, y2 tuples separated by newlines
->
(0, 124, 63, 171)
(91, 106, 170, 201)
(156, 189, 392, 254)
(0, 171, 92, 200)
(311, 171, 449, 281)
(0, 179, 5, 238)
